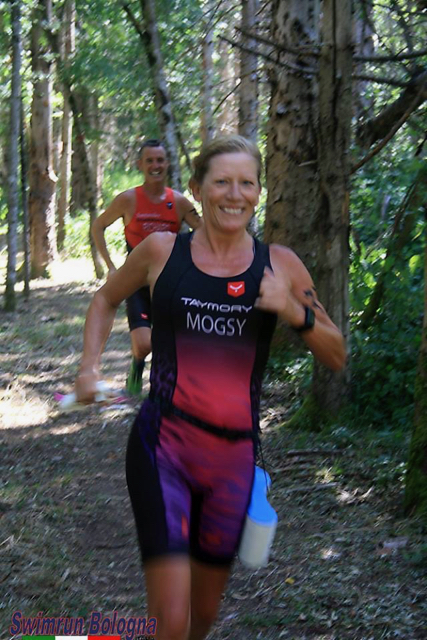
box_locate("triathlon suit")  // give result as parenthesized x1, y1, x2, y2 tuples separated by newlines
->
(126, 232, 277, 565)
(124, 186, 180, 330)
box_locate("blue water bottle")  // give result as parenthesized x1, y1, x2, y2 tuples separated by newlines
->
(238, 466, 278, 569)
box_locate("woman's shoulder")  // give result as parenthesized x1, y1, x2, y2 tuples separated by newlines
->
(269, 243, 300, 264)
(143, 230, 178, 253)
(269, 243, 312, 282)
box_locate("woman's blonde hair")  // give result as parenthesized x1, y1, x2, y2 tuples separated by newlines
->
(191, 135, 262, 186)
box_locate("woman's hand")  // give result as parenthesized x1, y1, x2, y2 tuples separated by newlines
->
(75, 370, 100, 405)
(254, 267, 305, 327)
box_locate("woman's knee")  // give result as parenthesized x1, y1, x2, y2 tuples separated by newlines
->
(190, 600, 220, 631)
(152, 604, 189, 640)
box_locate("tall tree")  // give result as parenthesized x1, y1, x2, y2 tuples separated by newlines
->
(20, 101, 30, 299)
(57, 0, 75, 250)
(217, 35, 239, 134)
(123, 0, 182, 190)
(265, 0, 352, 419)
(201, 0, 215, 142)
(352, 0, 375, 122)
(70, 89, 94, 215)
(239, 0, 259, 140)
(29, 0, 57, 278)
(64, 86, 104, 278)
(312, 0, 352, 414)
(4, 0, 22, 311)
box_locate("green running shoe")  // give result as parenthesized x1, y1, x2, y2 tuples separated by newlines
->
(126, 358, 145, 396)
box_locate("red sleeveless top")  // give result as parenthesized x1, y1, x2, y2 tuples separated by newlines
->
(124, 186, 179, 249)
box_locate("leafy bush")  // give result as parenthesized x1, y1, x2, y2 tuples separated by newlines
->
(349, 240, 423, 431)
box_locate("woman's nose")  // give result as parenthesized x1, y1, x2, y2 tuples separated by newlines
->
(228, 181, 241, 199)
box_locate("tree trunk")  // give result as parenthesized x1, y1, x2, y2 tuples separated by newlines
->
(50, 26, 104, 280)
(217, 36, 239, 134)
(404, 234, 427, 520)
(311, 0, 352, 416)
(69, 90, 104, 278)
(239, 0, 259, 141)
(124, 0, 182, 190)
(88, 93, 104, 277)
(70, 90, 91, 215)
(29, 0, 57, 279)
(265, 0, 351, 422)
(57, 0, 75, 250)
(352, 0, 375, 123)
(20, 99, 30, 298)
(4, 0, 22, 311)
(265, 0, 321, 261)
(201, 0, 215, 143)
(264, 0, 321, 359)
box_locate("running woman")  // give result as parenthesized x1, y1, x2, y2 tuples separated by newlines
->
(76, 135, 346, 640)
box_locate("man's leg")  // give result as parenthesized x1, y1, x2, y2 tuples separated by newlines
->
(188, 559, 231, 640)
(144, 556, 191, 640)
(126, 284, 152, 395)
(127, 326, 151, 394)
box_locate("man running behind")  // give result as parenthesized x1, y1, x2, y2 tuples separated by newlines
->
(92, 139, 201, 394)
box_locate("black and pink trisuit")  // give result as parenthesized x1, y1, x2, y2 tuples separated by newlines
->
(126, 232, 277, 565)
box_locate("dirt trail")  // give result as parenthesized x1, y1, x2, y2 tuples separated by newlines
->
(1, 268, 426, 640)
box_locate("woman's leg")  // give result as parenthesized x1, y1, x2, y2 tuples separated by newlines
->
(188, 559, 231, 640)
(145, 555, 191, 640)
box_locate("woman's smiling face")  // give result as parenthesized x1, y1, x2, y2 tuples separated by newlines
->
(192, 152, 261, 232)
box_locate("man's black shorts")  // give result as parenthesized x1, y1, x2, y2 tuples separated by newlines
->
(126, 285, 151, 331)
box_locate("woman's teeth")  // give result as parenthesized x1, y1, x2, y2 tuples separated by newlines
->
(222, 207, 243, 215)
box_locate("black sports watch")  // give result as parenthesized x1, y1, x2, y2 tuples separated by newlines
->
(293, 305, 315, 333)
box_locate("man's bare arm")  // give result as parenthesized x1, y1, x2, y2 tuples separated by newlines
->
(91, 190, 134, 273)
(175, 192, 202, 229)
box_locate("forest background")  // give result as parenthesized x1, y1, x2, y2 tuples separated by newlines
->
(0, 1, 426, 639)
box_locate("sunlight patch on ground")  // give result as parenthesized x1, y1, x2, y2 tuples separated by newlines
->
(0, 390, 50, 428)
(48, 423, 87, 436)
(36, 257, 97, 287)
(0, 252, 127, 292)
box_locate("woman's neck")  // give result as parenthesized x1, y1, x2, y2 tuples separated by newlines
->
(190, 227, 254, 277)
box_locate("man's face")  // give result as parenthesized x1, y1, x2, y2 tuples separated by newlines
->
(138, 146, 169, 184)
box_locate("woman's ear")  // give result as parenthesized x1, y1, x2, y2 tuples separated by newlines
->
(189, 178, 202, 203)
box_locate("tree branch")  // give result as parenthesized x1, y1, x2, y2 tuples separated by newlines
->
(219, 35, 317, 76)
(213, 79, 241, 115)
(354, 48, 427, 62)
(122, 2, 145, 42)
(235, 26, 320, 58)
(356, 69, 427, 149)
(354, 73, 410, 87)
(351, 90, 424, 174)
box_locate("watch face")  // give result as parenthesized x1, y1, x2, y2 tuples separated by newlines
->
(295, 306, 315, 332)
(306, 306, 315, 329)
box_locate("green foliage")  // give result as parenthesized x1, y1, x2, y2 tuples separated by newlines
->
(349, 273, 422, 430)
(101, 165, 142, 206)
(62, 209, 125, 261)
